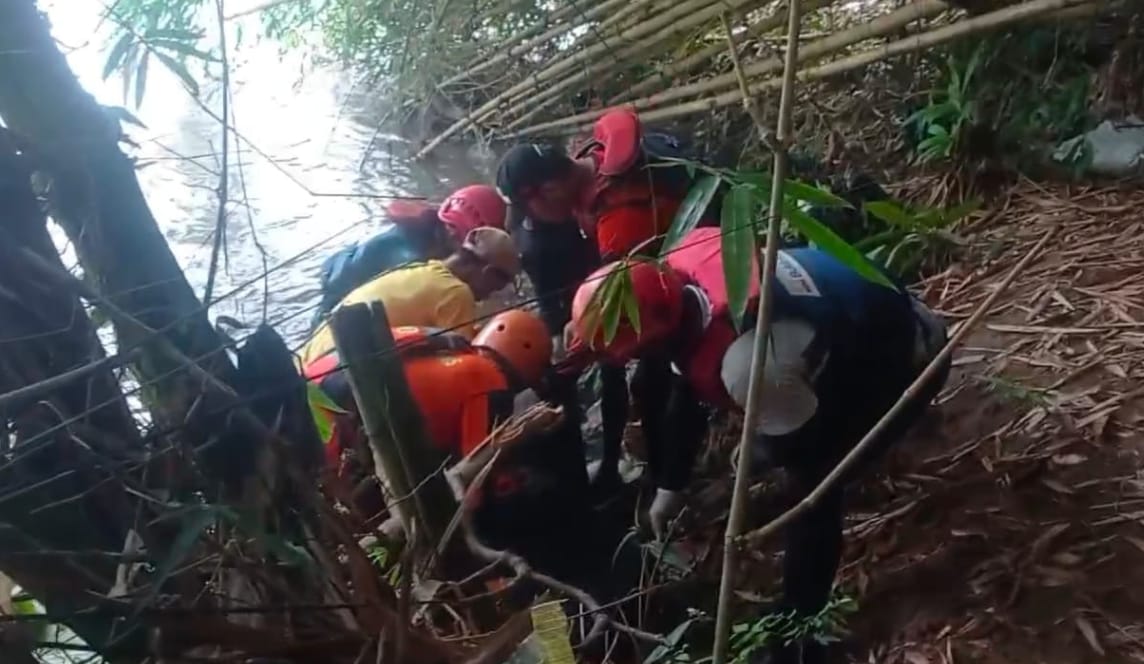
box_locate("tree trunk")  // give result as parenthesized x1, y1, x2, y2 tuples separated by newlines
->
(0, 0, 234, 431)
(0, 132, 144, 661)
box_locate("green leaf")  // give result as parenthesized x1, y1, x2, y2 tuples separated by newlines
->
(660, 174, 721, 257)
(153, 50, 201, 96)
(620, 267, 641, 336)
(644, 618, 696, 664)
(782, 202, 897, 290)
(927, 123, 950, 138)
(121, 41, 139, 104)
(145, 27, 205, 41)
(721, 185, 758, 329)
(783, 179, 850, 208)
(307, 381, 347, 414)
(134, 50, 150, 108)
(103, 33, 135, 80)
(600, 268, 625, 345)
(863, 200, 916, 230)
(307, 382, 345, 443)
(150, 38, 220, 62)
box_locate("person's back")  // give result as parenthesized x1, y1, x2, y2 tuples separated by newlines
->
(300, 261, 478, 365)
(403, 350, 511, 456)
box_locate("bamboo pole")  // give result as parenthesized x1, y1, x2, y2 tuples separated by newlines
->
(441, 0, 627, 87)
(513, 0, 1093, 137)
(709, 0, 802, 661)
(416, 0, 766, 157)
(741, 226, 1058, 547)
(499, 14, 700, 130)
(619, 0, 949, 117)
(520, 0, 946, 134)
(329, 303, 456, 552)
(612, 0, 825, 103)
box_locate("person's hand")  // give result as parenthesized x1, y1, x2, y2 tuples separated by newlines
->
(648, 489, 685, 541)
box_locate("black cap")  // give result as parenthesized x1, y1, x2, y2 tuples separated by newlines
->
(495, 143, 573, 206)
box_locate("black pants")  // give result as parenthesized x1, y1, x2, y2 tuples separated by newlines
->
(758, 351, 952, 664)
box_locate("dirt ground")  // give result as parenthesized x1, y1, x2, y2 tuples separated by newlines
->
(841, 180, 1144, 663)
(669, 180, 1144, 664)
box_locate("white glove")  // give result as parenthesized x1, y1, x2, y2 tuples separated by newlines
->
(648, 489, 685, 540)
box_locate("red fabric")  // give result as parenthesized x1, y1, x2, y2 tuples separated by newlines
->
(664, 227, 760, 320)
(665, 227, 761, 409)
(574, 108, 684, 259)
(592, 107, 642, 176)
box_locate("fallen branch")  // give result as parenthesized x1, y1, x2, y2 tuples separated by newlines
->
(741, 225, 1058, 546)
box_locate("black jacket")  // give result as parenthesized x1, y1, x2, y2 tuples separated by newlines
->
(509, 213, 600, 336)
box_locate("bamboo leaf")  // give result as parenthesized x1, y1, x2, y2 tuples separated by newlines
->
(660, 173, 721, 257)
(134, 50, 150, 108)
(601, 268, 624, 345)
(307, 382, 345, 443)
(120, 42, 139, 104)
(620, 267, 641, 337)
(783, 179, 850, 208)
(103, 33, 135, 80)
(863, 200, 916, 229)
(721, 185, 758, 329)
(145, 27, 205, 41)
(153, 50, 201, 96)
(782, 202, 897, 290)
(150, 38, 220, 62)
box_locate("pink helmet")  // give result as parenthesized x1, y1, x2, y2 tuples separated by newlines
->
(438, 185, 507, 241)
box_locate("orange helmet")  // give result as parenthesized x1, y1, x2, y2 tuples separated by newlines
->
(571, 259, 685, 363)
(473, 309, 552, 386)
(438, 185, 508, 241)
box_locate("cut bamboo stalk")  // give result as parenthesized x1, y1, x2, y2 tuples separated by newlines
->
(499, 16, 698, 130)
(621, 0, 948, 113)
(710, 2, 803, 662)
(525, 0, 947, 133)
(612, 0, 822, 103)
(441, 0, 628, 87)
(514, 0, 1093, 138)
(329, 303, 456, 552)
(416, 0, 766, 157)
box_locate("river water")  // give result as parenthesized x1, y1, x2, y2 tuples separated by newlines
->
(43, 0, 496, 347)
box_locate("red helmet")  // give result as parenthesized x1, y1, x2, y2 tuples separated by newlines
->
(571, 259, 685, 363)
(438, 185, 507, 241)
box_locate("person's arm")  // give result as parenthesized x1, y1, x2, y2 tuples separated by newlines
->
(433, 283, 479, 340)
(597, 363, 628, 481)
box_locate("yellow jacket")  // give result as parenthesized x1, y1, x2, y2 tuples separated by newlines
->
(299, 261, 477, 365)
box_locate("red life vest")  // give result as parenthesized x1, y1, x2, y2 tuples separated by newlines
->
(664, 227, 761, 409)
(576, 108, 687, 260)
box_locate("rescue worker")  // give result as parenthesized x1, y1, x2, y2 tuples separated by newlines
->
(497, 108, 718, 487)
(304, 311, 625, 603)
(313, 185, 507, 326)
(566, 227, 950, 664)
(299, 226, 521, 366)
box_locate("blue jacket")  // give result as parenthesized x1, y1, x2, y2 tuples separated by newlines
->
(312, 226, 425, 328)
